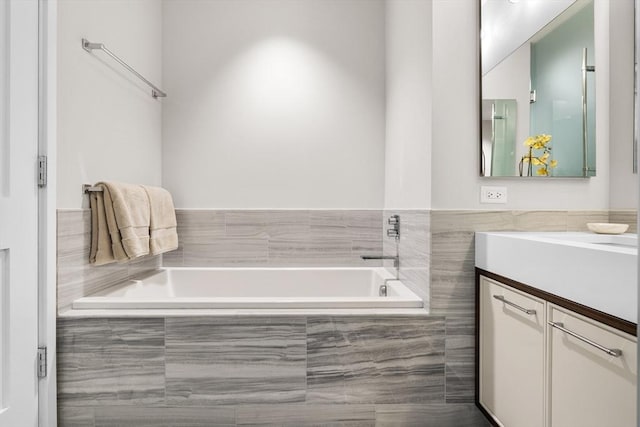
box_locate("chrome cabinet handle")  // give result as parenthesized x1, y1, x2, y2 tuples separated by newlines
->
(548, 321, 623, 357)
(493, 295, 537, 315)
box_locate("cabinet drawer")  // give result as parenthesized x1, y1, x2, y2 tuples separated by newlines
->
(480, 276, 546, 427)
(548, 305, 637, 427)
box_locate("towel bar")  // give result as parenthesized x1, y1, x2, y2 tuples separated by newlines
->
(81, 38, 167, 99)
(83, 184, 103, 194)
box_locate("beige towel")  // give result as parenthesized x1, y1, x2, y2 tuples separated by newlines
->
(89, 190, 116, 265)
(96, 181, 150, 262)
(142, 185, 179, 255)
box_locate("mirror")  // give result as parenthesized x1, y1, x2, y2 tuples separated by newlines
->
(480, 0, 596, 177)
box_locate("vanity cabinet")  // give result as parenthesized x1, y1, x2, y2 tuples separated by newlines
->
(479, 277, 545, 427)
(548, 305, 637, 427)
(478, 272, 637, 427)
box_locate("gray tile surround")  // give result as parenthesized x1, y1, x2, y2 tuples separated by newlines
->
(93, 406, 236, 427)
(57, 209, 382, 312)
(428, 209, 612, 318)
(56, 208, 634, 425)
(610, 209, 638, 233)
(383, 210, 430, 305)
(57, 315, 490, 426)
(60, 403, 490, 426)
(427, 210, 620, 405)
(235, 404, 376, 426)
(57, 318, 165, 406)
(375, 404, 490, 426)
(306, 316, 445, 404)
(58, 405, 95, 427)
(57, 210, 161, 313)
(165, 317, 307, 405)
(444, 316, 475, 404)
(59, 208, 629, 316)
(168, 209, 383, 267)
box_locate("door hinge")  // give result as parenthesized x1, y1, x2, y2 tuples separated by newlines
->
(37, 346, 47, 378)
(38, 155, 47, 188)
(529, 90, 537, 104)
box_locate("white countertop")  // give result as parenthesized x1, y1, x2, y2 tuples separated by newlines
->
(475, 232, 637, 324)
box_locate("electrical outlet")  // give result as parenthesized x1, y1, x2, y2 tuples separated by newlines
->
(480, 186, 507, 204)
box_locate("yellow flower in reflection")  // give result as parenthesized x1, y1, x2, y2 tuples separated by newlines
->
(524, 134, 552, 150)
(519, 134, 557, 176)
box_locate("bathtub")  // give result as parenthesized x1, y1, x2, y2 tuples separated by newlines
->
(71, 267, 423, 310)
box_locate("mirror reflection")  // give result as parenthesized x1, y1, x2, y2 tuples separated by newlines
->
(480, 0, 596, 177)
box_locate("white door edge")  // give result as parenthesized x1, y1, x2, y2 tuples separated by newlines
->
(37, 0, 57, 426)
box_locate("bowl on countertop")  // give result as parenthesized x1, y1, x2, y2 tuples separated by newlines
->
(587, 223, 629, 235)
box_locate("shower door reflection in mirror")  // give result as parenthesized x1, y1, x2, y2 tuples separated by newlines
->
(482, 99, 517, 176)
(480, 0, 596, 177)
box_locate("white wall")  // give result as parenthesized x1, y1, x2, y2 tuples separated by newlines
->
(162, 0, 385, 209)
(483, 42, 531, 164)
(431, 0, 611, 210)
(55, 0, 634, 212)
(481, 0, 575, 75)
(57, 0, 162, 209)
(384, 0, 432, 210)
(609, 0, 637, 210)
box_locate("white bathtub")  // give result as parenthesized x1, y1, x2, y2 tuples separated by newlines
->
(72, 267, 424, 310)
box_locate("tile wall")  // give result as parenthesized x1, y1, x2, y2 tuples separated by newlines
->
(427, 209, 628, 403)
(164, 210, 383, 267)
(56, 209, 384, 313)
(610, 210, 638, 233)
(57, 315, 489, 427)
(382, 210, 430, 304)
(429, 210, 612, 317)
(57, 210, 161, 313)
(56, 208, 636, 425)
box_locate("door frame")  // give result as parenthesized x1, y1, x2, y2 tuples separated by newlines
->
(38, 0, 57, 425)
(636, 0, 640, 423)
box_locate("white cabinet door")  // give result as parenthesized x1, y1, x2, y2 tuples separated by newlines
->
(548, 305, 637, 427)
(480, 276, 546, 427)
(0, 0, 40, 426)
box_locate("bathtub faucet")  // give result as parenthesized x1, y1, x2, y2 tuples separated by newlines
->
(360, 255, 400, 284)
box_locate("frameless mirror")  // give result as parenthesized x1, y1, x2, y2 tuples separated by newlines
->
(480, 0, 596, 177)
